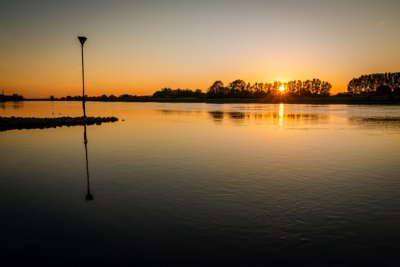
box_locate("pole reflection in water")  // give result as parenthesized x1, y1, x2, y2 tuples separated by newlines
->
(83, 125, 93, 201)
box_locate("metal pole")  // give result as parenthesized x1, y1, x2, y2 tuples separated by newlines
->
(81, 44, 86, 117)
(78, 36, 87, 117)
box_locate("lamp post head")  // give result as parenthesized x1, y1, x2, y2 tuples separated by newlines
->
(78, 36, 87, 45)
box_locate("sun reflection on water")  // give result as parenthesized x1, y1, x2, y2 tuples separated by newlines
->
(279, 103, 284, 126)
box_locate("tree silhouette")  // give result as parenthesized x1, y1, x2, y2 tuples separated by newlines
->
(347, 72, 400, 95)
(0, 93, 24, 101)
(376, 85, 392, 96)
(152, 88, 205, 98)
(206, 79, 331, 98)
(208, 80, 227, 98)
(393, 87, 400, 96)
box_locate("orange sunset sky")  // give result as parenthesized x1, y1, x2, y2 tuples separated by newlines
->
(1, 0, 400, 98)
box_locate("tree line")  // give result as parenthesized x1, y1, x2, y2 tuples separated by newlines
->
(52, 78, 332, 101)
(0, 93, 24, 102)
(155, 79, 331, 99)
(58, 94, 152, 101)
(4, 73, 400, 101)
(152, 88, 204, 98)
(49, 72, 400, 101)
(207, 79, 331, 98)
(347, 72, 400, 96)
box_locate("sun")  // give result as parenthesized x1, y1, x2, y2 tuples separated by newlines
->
(279, 84, 285, 93)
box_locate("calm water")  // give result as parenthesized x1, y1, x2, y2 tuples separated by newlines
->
(1, 101, 400, 265)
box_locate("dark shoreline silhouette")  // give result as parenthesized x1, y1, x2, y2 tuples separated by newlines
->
(348, 73, 400, 96)
(0, 93, 24, 102)
(0, 116, 118, 131)
(22, 95, 400, 104)
(3, 72, 399, 104)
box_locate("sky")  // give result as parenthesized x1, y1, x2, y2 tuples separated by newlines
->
(1, 0, 399, 98)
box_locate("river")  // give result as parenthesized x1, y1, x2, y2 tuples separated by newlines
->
(1, 101, 400, 265)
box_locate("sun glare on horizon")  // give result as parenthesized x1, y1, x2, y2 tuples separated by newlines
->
(279, 84, 285, 93)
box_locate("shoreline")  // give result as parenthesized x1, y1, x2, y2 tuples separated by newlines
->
(6, 96, 400, 105)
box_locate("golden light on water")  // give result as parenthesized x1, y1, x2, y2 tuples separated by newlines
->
(279, 103, 284, 126)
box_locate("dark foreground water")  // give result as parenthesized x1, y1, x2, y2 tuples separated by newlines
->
(1, 101, 400, 266)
